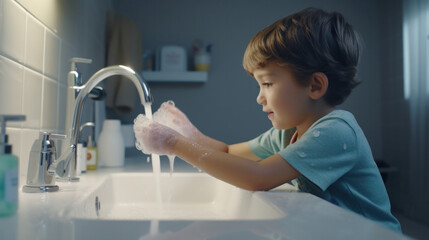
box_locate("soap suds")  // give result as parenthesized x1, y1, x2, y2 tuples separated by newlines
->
(134, 114, 177, 155)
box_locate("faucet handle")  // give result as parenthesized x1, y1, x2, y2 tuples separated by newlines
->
(37, 132, 66, 166)
(69, 57, 93, 98)
(23, 132, 66, 193)
(48, 133, 67, 140)
(70, 57, 93, 70)
(37, 132, 66, 151)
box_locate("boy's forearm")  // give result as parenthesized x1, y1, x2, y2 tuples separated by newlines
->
(194, 131, 229, 153)
(172, 135, 264, 191)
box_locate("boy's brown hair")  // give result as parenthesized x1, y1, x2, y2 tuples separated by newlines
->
(243, 8, 361, 106)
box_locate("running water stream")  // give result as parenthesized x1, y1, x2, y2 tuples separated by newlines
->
(141, 102, 180, 235)
(143, 103, 161, 235)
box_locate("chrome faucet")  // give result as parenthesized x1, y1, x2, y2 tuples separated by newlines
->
(49, 65, 152, 180)
(23, 132, 65, 193)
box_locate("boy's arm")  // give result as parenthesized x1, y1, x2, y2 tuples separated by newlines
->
(228, 142, 262, 162)
(134, 118, 297, 190)
(173, 135, 300, 191)
(195, 133, 261, 161)
(193, 133, 228, 152)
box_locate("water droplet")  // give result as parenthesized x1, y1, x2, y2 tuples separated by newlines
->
(135, 141, 141, 150)
(167, 155, 175, 175)
(298, 151, 307, 158)
(343, 143, 347, 150)
(313, 130, 320, 137)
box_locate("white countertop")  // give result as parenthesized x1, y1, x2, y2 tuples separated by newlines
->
(0, 159, 410, 240)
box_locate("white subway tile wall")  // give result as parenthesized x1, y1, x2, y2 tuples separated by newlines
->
(18, 129, 39, 184)
(43, 29, 60, 80)
(0, 0, 110, 185)
(0, 56, 24, 120)
(24, 14, 45, 73)
(1, 0, 26, 63)
(22, 69, 43, 129)
(41, 77, 59, 131)
(59, 42, 74, 85)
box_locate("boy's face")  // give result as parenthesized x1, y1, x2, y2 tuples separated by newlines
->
(253, 62, 311, 129)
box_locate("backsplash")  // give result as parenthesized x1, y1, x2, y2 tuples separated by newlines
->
(0, 0, 111, 186)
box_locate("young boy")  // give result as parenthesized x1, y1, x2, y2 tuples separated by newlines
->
(134, 8, 401, 232)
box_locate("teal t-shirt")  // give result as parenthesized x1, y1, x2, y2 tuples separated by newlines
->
(249, 110, 401, 232)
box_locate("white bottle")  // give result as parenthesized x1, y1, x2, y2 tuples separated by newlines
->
(160, 46, 187, 72)
(97, 120, 125, 167)
(76, 143, 87, 174)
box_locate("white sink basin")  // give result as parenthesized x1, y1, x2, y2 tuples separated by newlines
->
(64, 172, 284, 221)
(53, 171, 405, 240)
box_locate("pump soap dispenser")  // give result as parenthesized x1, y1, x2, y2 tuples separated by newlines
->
(69, 57, 93, 98)
(0, 115, 25, 216)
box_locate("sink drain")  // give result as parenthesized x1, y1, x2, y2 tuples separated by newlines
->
(95, 196, 101, 217)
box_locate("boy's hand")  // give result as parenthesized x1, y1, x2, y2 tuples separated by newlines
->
(134, 114, 179, 156)
(154, 101, 201, 138)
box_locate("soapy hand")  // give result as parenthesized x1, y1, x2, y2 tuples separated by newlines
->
(133, 114, 179, 156)
(134, 101, 199, 156)
(153, 100, 201, 139)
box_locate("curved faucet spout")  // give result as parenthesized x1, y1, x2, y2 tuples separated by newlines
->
(50, 65, 152, 178)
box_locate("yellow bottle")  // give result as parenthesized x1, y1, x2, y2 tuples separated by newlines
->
(86, 136, 98, 170)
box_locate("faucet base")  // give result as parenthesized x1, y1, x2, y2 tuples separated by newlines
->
(22, 185, 59, 193)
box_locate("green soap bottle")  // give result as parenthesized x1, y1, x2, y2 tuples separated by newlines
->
(0, 115, 25, 217)
(0, 140, 18, 216)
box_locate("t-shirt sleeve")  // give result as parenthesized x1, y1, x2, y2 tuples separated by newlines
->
(280, 119, 358, 191)
(248, 128, 283, 159)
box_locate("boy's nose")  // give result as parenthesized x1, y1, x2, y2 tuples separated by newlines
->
(256, 91, 265, 105)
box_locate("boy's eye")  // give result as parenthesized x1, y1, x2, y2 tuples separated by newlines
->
(256, 82, 272, 88)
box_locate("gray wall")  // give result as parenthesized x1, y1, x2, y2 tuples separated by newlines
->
(113, 0, 384, 158)
(379, 0, 414, 219)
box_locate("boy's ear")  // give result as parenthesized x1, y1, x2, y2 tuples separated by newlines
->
(308, 72, 329, 100)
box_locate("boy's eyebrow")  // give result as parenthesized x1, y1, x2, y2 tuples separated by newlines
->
(254, 71, 276, 79)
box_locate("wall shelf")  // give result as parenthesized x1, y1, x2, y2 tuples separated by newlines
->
(142, 71, 208, 82)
